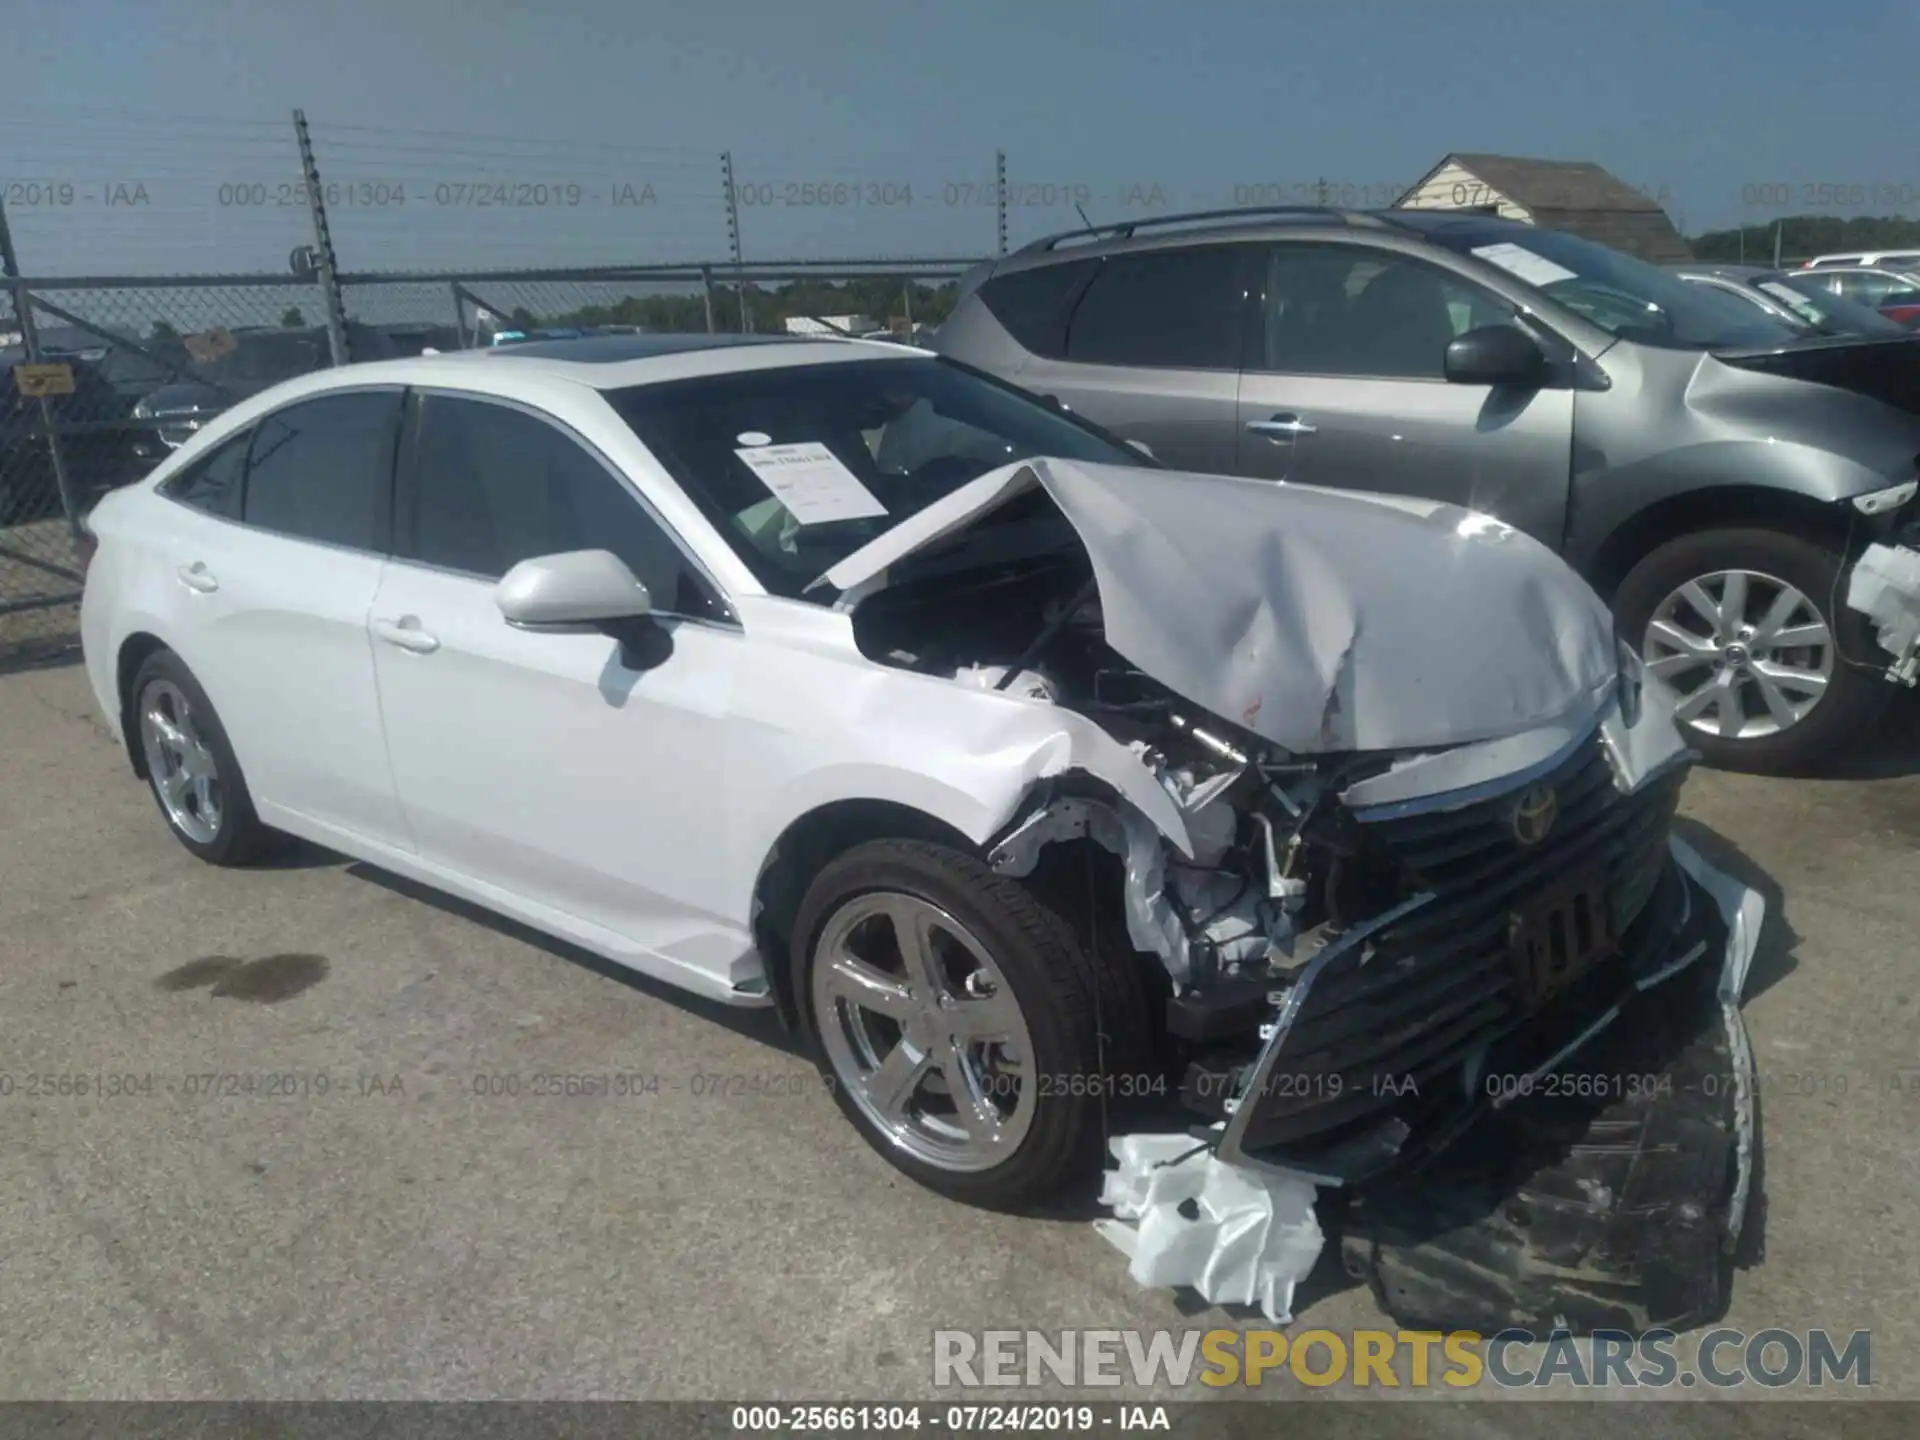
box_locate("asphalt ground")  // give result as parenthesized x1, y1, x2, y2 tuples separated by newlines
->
(2, 655, 1916, 1427)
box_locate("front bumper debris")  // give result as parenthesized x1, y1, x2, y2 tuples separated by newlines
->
(1095, 839, 1763, 1331)
(1847, 542, 1920, 686)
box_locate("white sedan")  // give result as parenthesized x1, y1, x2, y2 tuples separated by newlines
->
(82, 334, 1753, 1231)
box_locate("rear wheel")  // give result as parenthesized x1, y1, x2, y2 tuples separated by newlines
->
(132, 650, 272, 866)
(794, 838, 1121, 1209)
(1614, 527, 1888, 772)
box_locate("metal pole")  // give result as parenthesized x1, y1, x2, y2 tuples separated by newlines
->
(721, 151, 748, 333)
(293, 109, 351, 366)
(450, 281, 469, 349)
(701, 265, 716, 333)
(1773, 219, 1783, 268)
(995, 149, 1008, 257)
(0, 196, 82, 540)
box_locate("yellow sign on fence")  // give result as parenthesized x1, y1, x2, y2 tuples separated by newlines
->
(12, 362, 75, 398)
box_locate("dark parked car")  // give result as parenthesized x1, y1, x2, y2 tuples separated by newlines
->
(935, 207, 1920, 770)
(1671, 263, 1909, 338)
(129, 324, 400, 463)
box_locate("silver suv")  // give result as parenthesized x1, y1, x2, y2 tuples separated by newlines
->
(936, 207, 1920, 772)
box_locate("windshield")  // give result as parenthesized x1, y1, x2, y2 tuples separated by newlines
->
(1425, 222, 1801, 349)
(609, 355, 1140, 599)
(1758, 273, 1907, 336)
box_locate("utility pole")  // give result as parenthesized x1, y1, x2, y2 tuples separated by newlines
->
(292, 109, 351, 366)
(995, 149, 1009, 257)
(701, 264, 716, 333)
(1773, 218, 1784, 268)
(721, 151, 748, 333)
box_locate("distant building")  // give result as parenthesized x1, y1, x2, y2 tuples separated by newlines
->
(783, 315, 876, 337)
(1395, 153, 1691, 263)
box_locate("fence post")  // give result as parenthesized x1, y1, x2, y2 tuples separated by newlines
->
(701, 265, 716, 333)
(995, 149, 1008, 257)
(0, 196, 82, 541)
(292, 109, 352, 366)
(450, 281, 469, 348)
(721, 151, 747, 332)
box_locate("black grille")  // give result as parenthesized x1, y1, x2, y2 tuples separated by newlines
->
(1230, 732, 1685, 1163)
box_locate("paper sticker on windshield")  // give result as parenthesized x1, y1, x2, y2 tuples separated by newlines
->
(1470, 242, 1577, 288)
(733, 441, 887, 525)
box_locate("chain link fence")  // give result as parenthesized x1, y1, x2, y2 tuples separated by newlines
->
(1, 257, 977, 665)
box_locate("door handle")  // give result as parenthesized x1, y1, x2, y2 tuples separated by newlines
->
(175, 562, 218, 594)
(371, 617, 440, 655)
(1245, 414, 1318, 439)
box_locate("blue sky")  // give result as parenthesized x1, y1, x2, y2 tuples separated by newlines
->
(1, 0, 1909, 275)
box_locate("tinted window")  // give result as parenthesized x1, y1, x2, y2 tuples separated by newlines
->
(1064, 246, 1249, 369)
(609, 356, 1141, 600)
(242, 391, 400, 550)
(162, 430, 248, 518)
(1259, 246, 1519, 378)
(401, 393, 728, 621)
(978, 259, 1095, 356)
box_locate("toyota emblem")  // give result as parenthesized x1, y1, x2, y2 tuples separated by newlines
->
(1509, 785, 1559, 846)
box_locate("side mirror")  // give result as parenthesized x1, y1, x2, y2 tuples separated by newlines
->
(1125, 438, 1155, 461)
(495, 549, 651, 628)
(1444, 325, 1549, 388)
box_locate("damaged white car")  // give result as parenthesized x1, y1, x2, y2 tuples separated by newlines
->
(81, 336, 1761, 1329)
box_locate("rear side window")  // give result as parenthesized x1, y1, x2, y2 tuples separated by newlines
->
(242, 390, 402, 551)
(161, 431, 247, 519)
(1064, 246, 1250, 369)
(398, 393, 730, 621)
(977, 259, 1095, 357)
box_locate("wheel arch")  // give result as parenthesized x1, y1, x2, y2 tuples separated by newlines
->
(749, 797, 979, 1030)
(1579, 485, 1856, 602)
(115, 631, 172, 779)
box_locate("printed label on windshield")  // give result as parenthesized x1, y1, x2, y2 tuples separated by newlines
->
(1470, 242, 1578, 288)
(733, 441, 888, 525)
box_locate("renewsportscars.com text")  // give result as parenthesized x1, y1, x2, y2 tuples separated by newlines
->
(933, 1327, 1873, 1390)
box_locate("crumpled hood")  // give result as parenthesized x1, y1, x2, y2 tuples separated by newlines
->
(824, 457, 1620, 754)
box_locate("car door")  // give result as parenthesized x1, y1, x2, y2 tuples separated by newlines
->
(367, 389, 746, 978)
(1236, 242, 1576, 545)
(1017, 243, 1256, 473)
(156, 388, 412, 847)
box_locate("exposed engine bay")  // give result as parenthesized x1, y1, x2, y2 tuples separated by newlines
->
(849, 539, 1759, 1333)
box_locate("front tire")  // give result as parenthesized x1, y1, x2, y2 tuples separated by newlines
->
(131, 649, 272, 866)
(793, 838, 1116, 1210)
(1613, 526, 1889, 773)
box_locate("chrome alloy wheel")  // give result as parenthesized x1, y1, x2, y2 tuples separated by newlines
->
(1642, 569, 1835, 740)
(138, 678, 223, 844)
(811, 892, 1037, 1173)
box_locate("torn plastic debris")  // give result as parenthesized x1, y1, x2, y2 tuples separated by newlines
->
(1846, 542, 1920, 686)
(1670, 835, 1765, 1247)
(1094, 1133, 1324, 1324)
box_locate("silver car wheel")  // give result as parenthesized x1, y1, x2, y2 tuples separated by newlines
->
(138, 678, 223, 844)
(811, 891, 1037, 1173)
(1643, 568, 1834, 740)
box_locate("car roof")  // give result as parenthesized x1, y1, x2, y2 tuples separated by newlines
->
(988, 206, 1541, 277)
(1671, 263, 1770, 278)
(194, 333, 933, 409)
